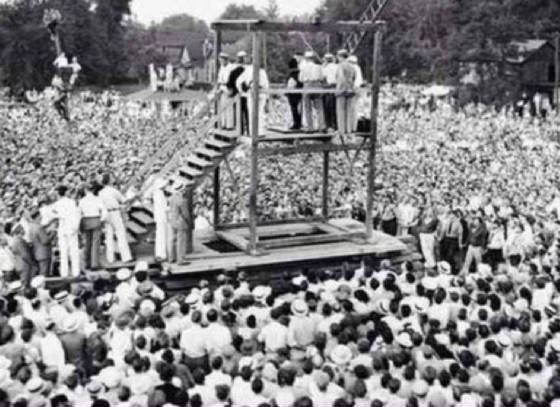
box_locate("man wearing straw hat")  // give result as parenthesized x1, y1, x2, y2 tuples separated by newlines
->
(217, 52, 235, 129)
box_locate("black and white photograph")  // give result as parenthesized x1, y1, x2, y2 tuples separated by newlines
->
(2, 0, 560, 406)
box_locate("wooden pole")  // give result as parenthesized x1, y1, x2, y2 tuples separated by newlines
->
(186, 190, 194, 254)
(249, 32, 262, 254)
(213, 30, 222, 230)
(322, 151, 329, 220)
(213, 168, 220, 229)
(365, 24, 384, 242)
(555, 32, 559, 113)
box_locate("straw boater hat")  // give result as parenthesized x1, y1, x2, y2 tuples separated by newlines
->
(62, 314, 80, 333)
(330, 345, 353, 366)
(26, 377, 44, 394)
(291, 299, 309, 316)
(116, 268, 132, 281)
(252, 286, 271, 303)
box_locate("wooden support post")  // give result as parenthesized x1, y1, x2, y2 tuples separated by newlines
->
(249, 32, 262, 254)
(365, 24, 384, 242)
(214, 30, 222, 125)
(186, 190, 194, 254)
(213, 167, 220, 229)
(555, 32, 559, 113)
(322, 151, 329, 220)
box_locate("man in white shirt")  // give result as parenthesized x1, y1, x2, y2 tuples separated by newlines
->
(299, 51, 325, 131)
(217, 52, 235, 129)
(99, 173, 132, 264)
(236, 56, 270, 136)
(150, 177, 168, 261)
(257, 307, 288, 353)
(78, 182, 107, 269)
(203, 309, 232, 355)
(180, 311, 207, 372)
(51, 185, 81, 277)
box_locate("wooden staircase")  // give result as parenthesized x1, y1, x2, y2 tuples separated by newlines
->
(125, 128, 241, 245)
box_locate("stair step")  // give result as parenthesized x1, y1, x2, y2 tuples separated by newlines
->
(205, 138, 233, 151)
(178, 166, 203, 179)
(196, 147, 223, 160)
(126, 221, 148, 237)
(129, 211, 154, 227)
(187, 155, 213, 169)
(211, 130, 239, 142)
(126, 232, 138, 244)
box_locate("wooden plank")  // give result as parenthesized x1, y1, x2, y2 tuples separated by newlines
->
(217, 216, 325, 230)
(259, 133, 333, 143)
(249, 32, 261, 255)
(213, 167, 220, 229)
(265, 88, 358, 95)
(322, 151, 329, 219)
(216, 231, 250, 252)
(366, 25, 384, 242)
(259, 142, 371, 156)
(211, 20, 385, 33)
(259, 232, 361, 250)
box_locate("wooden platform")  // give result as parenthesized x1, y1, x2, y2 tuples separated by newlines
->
(169, 219, 407, 276)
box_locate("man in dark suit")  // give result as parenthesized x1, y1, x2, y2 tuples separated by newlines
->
(287, 54, 303, 130)
(167, 191, 190, 263)
(226, 51, 247, 134)
(10, 224, 37, 285)
(28, 207, 53, 277)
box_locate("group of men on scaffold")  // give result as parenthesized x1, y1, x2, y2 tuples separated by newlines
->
(215, 49, 365, 136)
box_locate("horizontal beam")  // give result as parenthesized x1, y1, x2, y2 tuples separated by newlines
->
(258, 142, 371, 156)
(259, 232, 362, 250)
(217, 216, 326, 231)
(211, 20, 385, 33)
(265, 88, 361, 96)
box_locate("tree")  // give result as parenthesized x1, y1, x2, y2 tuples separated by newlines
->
(219, 3, 263, 43)
(158, 13, 209, 35)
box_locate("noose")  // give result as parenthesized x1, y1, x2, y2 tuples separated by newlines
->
(43, 9, 80, 122)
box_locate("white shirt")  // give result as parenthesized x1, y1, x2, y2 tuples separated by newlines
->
(40, 332, 65, 370)
(52, 197, 81, 234)
(299, 61, 324, 83)
(79, 193, 108, 220)
(204, 323, 232, 354)
(236, 65, 270, 96)
(180, 324, 207, 358)
(323, 63, 338, 85)
(352, 62, 364, 87)
(258, 320, 288, 352)
(99, 186, 125, 211)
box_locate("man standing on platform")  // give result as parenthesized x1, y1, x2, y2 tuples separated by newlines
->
(287, 53, 303, 130)
(299, 51, 325, 131)
(217, 52, 234, 129)
(349, 55, 365, 132)
(52, 185, 81, 278)
(237, 55, 270, 136)
(79, 182, 107, 270)
(152, 178, 169, 262)
(99, 174, 133, 265)
(322, 53, 338, 131)
(335, 50, 357, 135)
(167, 191, 190, 263)
(227, 51, 248, 134)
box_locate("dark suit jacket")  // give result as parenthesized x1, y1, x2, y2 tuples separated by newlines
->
(227, 66, 245, 97)
(28, 222, 52, 261)
(168, 193, 190, 230)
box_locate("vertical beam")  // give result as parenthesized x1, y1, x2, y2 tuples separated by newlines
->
(213, 167, 220, 229)
(322, 151, 329, 220)
(214, 30, 222, 84)
(186, 190, 194, 254)
(249, 32, 262, 254)
(555, 32, 559, 112)
(365, 24, 384, 241)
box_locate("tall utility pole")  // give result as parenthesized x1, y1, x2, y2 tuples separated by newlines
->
(555, 32, 559, 112)
(365, 22, 385, 242)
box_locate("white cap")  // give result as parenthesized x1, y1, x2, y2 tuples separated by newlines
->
(304, 51, 314, 58)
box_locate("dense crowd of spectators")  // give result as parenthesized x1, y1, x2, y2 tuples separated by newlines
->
(2, 84, 560, 405)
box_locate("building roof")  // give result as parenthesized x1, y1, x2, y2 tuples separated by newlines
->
(152, 29, 212, 67)
(506, 39, 553, 64)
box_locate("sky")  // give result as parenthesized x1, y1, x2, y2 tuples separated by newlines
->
(131, 0, 323, 25)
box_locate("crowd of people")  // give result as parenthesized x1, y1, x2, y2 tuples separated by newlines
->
(4, 72, 560, 405)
